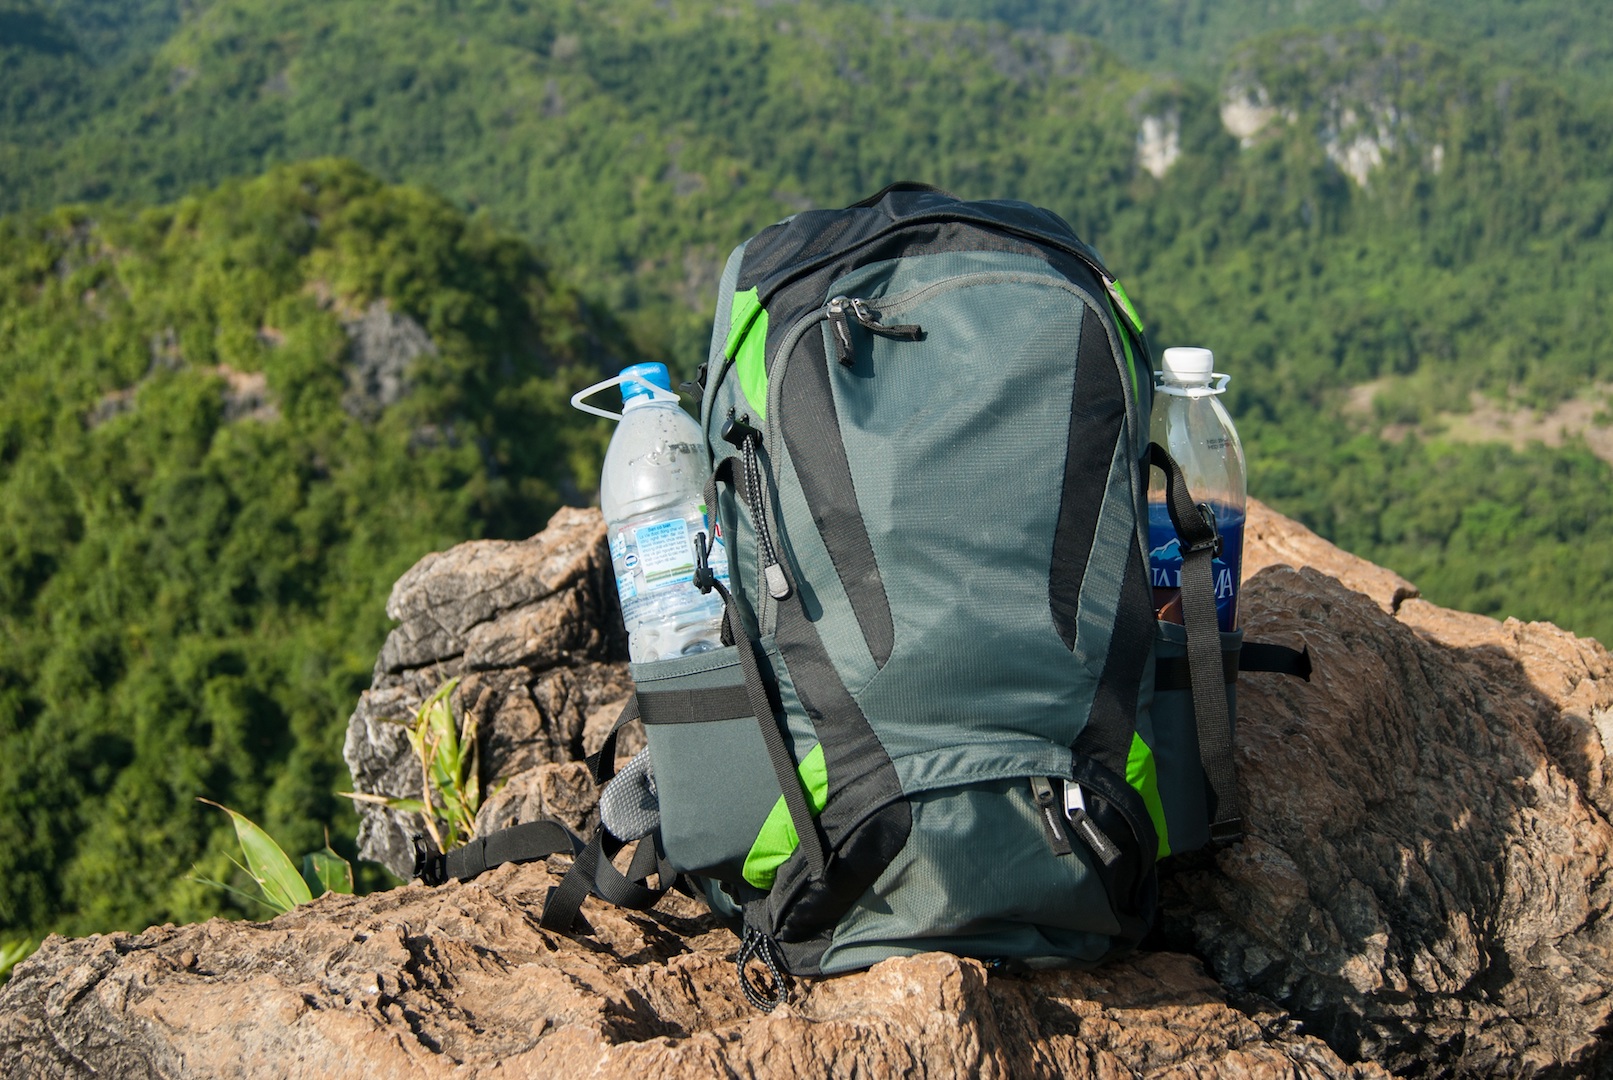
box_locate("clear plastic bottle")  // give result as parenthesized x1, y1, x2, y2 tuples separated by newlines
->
(1146, 347, 1246, 632)
(594, 363, 730, 662)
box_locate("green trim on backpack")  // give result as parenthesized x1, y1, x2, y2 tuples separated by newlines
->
(1104, 293, 1142, 408)
(1105, 277, 1144, 335)
(1126, 732, 1170, 860)
(725, 288, 769, 422)
(742, 743, 828, 888)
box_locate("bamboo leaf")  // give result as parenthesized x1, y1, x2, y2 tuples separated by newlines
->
(198, 799, 312, 914)
(336, 791, 393, 806)
(1, 938, 37, 984)
(188, 872, 281, 916)
(302, 847, 354, 897)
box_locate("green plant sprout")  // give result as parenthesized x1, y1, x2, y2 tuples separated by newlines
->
(193, 800, 353, 916)
(1, 938, 36, 985)
(343, 678, 494, 854)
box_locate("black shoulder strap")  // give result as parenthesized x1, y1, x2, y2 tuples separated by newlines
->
(411, 684, 681, 930)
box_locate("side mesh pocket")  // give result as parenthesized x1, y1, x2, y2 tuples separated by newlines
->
(1144, 621, 1243, 856)
(633, 645, 802, 883)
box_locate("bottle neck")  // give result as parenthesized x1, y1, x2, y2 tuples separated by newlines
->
(1155, 373, 1229, 399)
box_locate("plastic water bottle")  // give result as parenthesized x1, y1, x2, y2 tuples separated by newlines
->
(1147, 347, 1246, 632)
(578, 362, 730, 663)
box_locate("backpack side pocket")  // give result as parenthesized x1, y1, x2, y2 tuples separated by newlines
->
(1145, 620, 1244, 857)
(634, 643, 818, 884)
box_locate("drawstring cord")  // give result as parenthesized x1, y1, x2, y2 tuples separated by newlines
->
(735, 928, 791, 1012)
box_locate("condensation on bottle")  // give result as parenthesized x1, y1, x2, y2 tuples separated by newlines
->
(596, 363, 730, 662)
(1146, 347, 1246, 632)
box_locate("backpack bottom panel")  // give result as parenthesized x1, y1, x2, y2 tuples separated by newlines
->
(814, 776, 1141, 976)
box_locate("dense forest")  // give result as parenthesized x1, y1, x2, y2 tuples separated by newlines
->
(1, 0, 1610, 949)
(0, 159, 621, 945)
(853, 0, 1613, 90)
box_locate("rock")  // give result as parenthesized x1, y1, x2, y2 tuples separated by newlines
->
(340, 299, 436, 420)
(342, 506, 629, 878)
(1157, 499, 1613, 1076)
(4, 500, 1609, 1078)
(0, 862, 1380, 1078)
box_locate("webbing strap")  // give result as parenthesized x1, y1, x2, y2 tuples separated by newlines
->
(1155, 640, 1312, 692)
(1240, 641, 1312, 680)
(413, 819, 581, 886)
(585, 696, 640, 786)
(1148, 443, 1241, 842)
(713, 578, 827, 877)
(636, 683, 754, 725)
(538, 826, 675, 932)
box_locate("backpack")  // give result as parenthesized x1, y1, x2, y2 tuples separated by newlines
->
(417, 183, 1310, 1009)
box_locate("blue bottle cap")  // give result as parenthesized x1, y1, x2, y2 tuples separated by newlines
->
(619, 362, 672, 406)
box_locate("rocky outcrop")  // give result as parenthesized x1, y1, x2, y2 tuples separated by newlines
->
(1165, 506, 1613, 1076)
(3, 501, 1610, 1077)
(342, 506, 633, 877)
(0, 867, 1381, 1079)
(340, 300, 437, 420)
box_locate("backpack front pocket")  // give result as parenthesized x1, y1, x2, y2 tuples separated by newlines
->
(632, 644, 806, 883)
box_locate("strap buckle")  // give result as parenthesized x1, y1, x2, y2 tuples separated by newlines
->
(412, 836, 447, 886)
(693, 531, 716, 593)
(1183, 502, 1223, 557)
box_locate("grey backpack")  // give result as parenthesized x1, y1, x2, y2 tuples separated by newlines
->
(419, 183, 1309, 1009)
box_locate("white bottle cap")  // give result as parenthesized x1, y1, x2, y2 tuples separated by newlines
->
(1161, 347, 1214, 385)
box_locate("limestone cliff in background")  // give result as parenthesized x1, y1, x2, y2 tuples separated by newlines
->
(1, 503, 1608, 1078)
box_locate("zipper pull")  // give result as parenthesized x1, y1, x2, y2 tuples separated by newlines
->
(826, 296, 923, 367)
(826, 297, 857, 366)
(848, 297, 923, 341)
(1030, 777, 1072, 856)
(1063, 782, 1121, 867)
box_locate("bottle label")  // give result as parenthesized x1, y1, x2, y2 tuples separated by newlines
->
(634, 517, 697, 588)
(610, 530, 637, 602)
(606, 502, 731, 662)
(1146, 502, 1244, 632)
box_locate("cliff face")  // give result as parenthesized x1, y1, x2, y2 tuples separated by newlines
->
(2, 502, 1610, 1078)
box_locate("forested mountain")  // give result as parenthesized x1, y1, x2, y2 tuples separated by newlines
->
(853, 0, 1613, 90)
(0, 159, 623, 942)
(1, 0, 1610, 944)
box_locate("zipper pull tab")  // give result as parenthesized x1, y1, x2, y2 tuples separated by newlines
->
(849, 297, 923, 342)
(1063, 782, 1121, 867)
(1030, 777, 1072, 856)
(826, 296, 856, 366)
(827, 296, 923, 367)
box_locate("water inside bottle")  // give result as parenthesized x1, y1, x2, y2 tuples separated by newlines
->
(1146, 500, 1245, 631)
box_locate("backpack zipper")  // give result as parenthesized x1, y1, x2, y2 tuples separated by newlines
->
(1064, 781, 1122, 867)
(1030, 776, 1073, 856)
(825, 295, 923, 366)
(721, 409, 792, 601)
